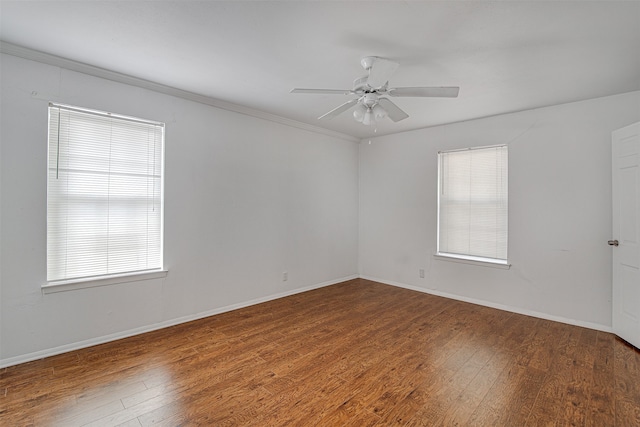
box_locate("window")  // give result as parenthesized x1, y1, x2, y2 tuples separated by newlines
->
(437, 145, 508, 265)
(47, 103, 164, 284)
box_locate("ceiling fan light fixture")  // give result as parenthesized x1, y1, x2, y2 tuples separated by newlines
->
(362, 108, 374, 126)
(353, 103, 367, 122)
(372, 103, 387, 121)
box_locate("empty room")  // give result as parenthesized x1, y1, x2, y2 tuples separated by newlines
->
(1, 1, 639, 426)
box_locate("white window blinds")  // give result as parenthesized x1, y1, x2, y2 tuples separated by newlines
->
(437, 145, 508, 263)
(47, 104, 164, 282)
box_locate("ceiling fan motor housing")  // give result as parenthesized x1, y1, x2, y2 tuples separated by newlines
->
(353, 75, 369, 92)
(362, 93, 379, 108)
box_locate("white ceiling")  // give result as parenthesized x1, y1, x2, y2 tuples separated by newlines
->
(1, 1, 639, 139)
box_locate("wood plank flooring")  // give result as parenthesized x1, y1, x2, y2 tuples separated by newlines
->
(1, 279, 639, 426)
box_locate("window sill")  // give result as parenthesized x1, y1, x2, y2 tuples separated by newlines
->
(433, 254, 511, 270)
(42, 269, 168, 294)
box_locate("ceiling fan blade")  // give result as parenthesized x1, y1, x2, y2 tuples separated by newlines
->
(318, 99, 359, 120)
(366, 58, 399, 89)
(388, 87, 460, 98)
(378, 98, 409, 122)
(291, 88, 353, 95)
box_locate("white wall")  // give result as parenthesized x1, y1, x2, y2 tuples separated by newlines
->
(359, 91, 640, 330)
(2, 51, 639, 368)
(0, 54, 359, 366)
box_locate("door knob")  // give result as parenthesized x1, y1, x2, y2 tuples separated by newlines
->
(608, 240, 619, 247)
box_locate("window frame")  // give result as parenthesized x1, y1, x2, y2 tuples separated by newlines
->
(435, 144, 510, 269)
(44, 103, 167, 292)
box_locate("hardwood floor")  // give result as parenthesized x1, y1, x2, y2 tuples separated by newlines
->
(1, 279, 639, 426)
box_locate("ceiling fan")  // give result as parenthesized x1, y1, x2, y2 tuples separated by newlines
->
(291, 56, 460, 125)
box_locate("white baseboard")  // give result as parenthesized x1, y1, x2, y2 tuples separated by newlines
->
(359, 275, 613, 333)
(2, 273, 612, 368)
(0, 274, 358, 368)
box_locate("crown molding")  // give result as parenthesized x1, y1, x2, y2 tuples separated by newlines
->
(0, 41, 359, 143)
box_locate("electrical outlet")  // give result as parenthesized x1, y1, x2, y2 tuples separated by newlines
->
(419, 269, 425, 278)
(283, 271, 288, 281)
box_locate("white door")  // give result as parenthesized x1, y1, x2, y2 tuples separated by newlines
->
(612, 122, 640, 349)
